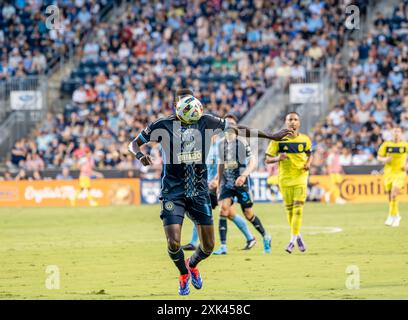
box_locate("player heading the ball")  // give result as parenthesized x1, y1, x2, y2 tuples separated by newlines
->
(128, 88, 293, 296)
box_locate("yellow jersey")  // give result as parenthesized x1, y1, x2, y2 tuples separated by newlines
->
(378, 141, 408, 176)
(266, 133, 312, 187)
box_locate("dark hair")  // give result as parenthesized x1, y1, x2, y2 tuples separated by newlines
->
(285, 111, 300, 120)
(224, 113, 238, 122)
(176, 88, 194, 97)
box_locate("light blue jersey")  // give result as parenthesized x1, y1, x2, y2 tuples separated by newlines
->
(206, 140, 219, 182)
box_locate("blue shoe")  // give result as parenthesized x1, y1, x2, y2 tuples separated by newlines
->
(263, 235, 272, 254)
(213, 246, 227, 255)
(186, 258, 203, 290)
(178, 273, 190, 296)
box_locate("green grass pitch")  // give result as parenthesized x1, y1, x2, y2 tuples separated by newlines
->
(1, 203, 408, 299)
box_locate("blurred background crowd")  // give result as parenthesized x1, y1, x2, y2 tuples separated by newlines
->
(1, 0, 408, 181)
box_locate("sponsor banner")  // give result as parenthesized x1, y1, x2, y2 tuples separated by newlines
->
(289, 83, 322, 104)
(10, 90, 43, 110)
(250, 172, 273, 202)
(0, 179, 140, 207)
(310, 174, 408, 203)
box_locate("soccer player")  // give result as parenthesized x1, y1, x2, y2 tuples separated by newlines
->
(265, 112, 312, 254)
(214, 114, 268, 255)
(128, 89, 292, 295)
(71, 150, 98, 207)
(377, 126, 408, 227)
(183, 135, 255, 252)
(182, 135, 220, 251)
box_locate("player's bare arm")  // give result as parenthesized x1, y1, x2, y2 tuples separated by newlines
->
(377, 155, 392, 164)
(230, 124, 293, 141)
(304, 154, 313, 171)
(235, 157, 256, 187)
(265, 153, 287, 164)
(128, 136, 153, 166)
(209, 177, 218, 189)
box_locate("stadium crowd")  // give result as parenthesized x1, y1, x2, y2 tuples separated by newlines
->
(4, 0, 355, 179)
(310, 2, 408, 174)
(0, 0, 115, 79)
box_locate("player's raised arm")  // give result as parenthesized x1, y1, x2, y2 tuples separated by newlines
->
(231, 124, 293, 141)
(201, 113, 293, 140)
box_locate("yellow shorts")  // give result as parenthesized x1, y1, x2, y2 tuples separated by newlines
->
(79, 176, 91, 189)
(384, 174, 405, 192)
(280, 184, 307, 205)
(329, 173, 343, 184)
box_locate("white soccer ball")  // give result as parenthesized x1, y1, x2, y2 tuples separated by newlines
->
(175, 95, 203, 124)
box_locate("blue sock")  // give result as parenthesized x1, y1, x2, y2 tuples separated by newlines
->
(232, 215, 254, 241)
(190, 225, 199, 246)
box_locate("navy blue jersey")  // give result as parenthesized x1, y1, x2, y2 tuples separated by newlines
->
(138, 114, 228, 199)
(218, 136, 253, 189)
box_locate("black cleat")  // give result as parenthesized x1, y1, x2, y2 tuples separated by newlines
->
(242, 238, 257, 250)
(181, 243, 197, 251)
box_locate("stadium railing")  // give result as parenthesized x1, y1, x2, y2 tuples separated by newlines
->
(0, 76, 48, 161)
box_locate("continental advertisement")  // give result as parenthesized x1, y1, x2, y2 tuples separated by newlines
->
(310, 174, 408, 203)
(0, 175, 403, 207)
(0, 179, 140, 207)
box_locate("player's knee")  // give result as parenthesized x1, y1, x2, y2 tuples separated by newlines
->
(227, 211, 235, 220)
(220, 209, 229, 217)
(220, 205, 230, 217)
(167, 238, 181, 252)
(243, 208, 253, 220)
(202, 240, 214, 254)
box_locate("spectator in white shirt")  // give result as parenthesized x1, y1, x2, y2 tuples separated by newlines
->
(328, 105, 345, 126)
(72, 86, 88, 104)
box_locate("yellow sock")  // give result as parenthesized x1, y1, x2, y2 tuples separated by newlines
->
(285, 204, 293, 226)
(85, 190, 98, 206)
(291, 204, 304, 236)
(389, 199, 399, 216)
(332, 185, 340, 201)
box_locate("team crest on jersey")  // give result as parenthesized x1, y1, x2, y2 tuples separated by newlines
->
(164, 201, 174, 211)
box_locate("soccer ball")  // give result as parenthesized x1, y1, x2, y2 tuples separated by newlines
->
(175, 95, 203, 124)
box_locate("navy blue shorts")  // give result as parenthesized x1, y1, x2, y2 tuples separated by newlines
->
(160, 194, 213, 226)
(209, 187, 218, 209)
(219, 185, 253, 210)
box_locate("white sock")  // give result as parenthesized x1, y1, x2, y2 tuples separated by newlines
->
(290, 234, 297, 243)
